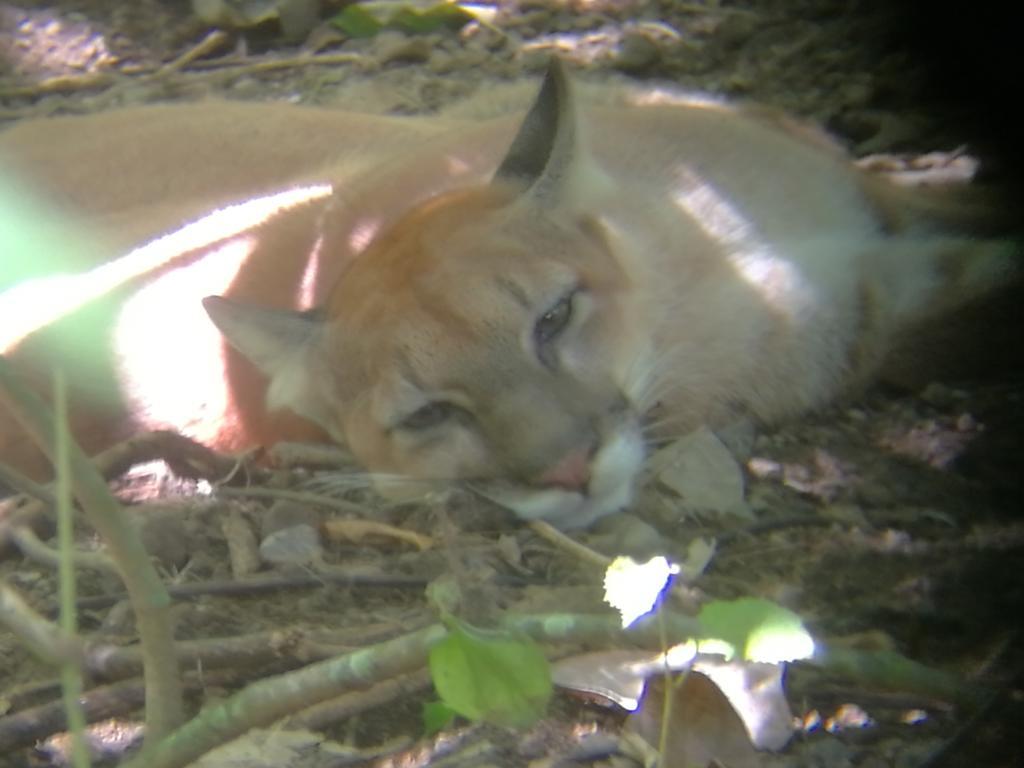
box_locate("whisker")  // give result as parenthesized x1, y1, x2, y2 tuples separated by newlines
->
(639, 410, 699, 442)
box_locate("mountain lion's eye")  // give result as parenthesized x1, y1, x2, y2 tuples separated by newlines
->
(398, 401, 457, 432)
(533, 291, 574, 347)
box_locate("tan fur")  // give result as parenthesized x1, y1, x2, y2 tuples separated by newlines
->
(0, 63, 1016, 526)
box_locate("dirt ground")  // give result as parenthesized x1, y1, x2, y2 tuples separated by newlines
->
(0, 1, 1021, 766)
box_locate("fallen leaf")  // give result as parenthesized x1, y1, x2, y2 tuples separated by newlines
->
(693, 658, 795, 751)
(322, 518, 433, 550)
(625, 673, 760, 768)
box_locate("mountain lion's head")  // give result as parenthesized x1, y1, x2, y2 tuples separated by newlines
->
(204, 61, 648, 528)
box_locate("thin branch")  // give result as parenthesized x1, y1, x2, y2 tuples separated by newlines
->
(529, 519, 611, 567)
(0, 51, 374, 101)
(74, 569, 428, 611)
(0, 460, 54, 503)
(0, 582, 84, 666)
(9, 525, 119, 575)
(215, 485, 370, 515)
(124, 612, 699, 768)
(0, 359, 186, 739)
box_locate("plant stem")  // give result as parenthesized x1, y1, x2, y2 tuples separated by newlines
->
(0, 358, 186, 740)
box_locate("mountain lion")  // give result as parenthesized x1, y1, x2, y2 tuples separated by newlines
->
(0, 60, 1016, 527)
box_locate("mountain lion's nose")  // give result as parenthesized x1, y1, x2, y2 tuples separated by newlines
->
(539, 447, 592, 493)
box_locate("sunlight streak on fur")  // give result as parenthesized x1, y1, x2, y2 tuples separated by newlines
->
(348, 217, 382, 253)
(114, 238, 258, 445)
(626, 88, 727, 111)
(671, 168, 812, 319)
(298, 233, 325, 310)
(0, 184, 332, 353)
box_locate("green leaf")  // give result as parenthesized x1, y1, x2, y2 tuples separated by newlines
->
(429, 621, 552, 728)
(330, 5, 383, 38)
(390, 4, 474, 34)
(818, 646, 962, 702)
(698, 598, 815, 664)
(422, 700, 457, 734)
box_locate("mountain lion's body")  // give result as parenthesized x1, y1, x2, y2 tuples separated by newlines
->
(0, 62, 1016, 527)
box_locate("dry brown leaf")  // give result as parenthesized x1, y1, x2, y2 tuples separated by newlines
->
(322, 519, 433, 551)
(625, 673, 760, 768)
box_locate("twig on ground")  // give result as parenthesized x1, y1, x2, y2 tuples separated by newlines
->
(282, 669, 432, 732)
(215, 485, 369, 515)
(123, 612, 697, 768)
(83, 622, 423, 681)
(0, 461, 54, 503)
(529, 519, 611, 568)
(74, 569, 429, 611)
(0, 430, 243, 562)
(0, 496, 52, 557)
(0, 362, 186, 739)
(0, 72, 119, 98)
(0, 668, 253, 756)
(182, 50, 373, 76)
(8, 525, 118, 575)
(0, 582, 84, 666)
(156, 30, 232, 74)
(0, 51, 375, 102)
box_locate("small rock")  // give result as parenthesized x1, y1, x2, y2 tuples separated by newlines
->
(259, 524, 322, 567)
(649, 426, 752, 519)
(261, 500, 323, 538)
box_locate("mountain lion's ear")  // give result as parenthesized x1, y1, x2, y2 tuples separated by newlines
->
(493, 57, 577, 199)
(203, 295, 334, 427)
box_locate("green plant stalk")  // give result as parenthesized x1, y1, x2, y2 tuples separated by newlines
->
(0, 357, 185, 740)
(125, 612, 697, 768)
(656, 602, 671, 766)
(124, 623, 448, 768)
(54, 369, 91, 768)
(815, 644, 964, 703)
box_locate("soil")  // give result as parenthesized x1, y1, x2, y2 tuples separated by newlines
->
(0, 1, 1021, 767)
